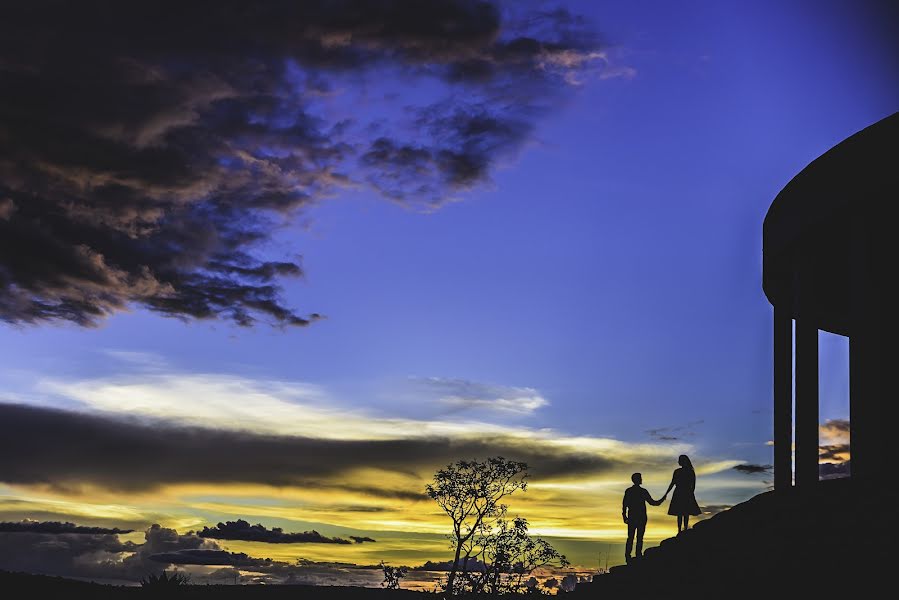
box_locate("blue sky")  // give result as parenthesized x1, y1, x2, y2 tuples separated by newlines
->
(0, 0, 895, 582)
(4, 0, 891, 441)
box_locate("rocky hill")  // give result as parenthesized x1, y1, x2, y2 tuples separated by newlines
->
(574, 478, 894, 596)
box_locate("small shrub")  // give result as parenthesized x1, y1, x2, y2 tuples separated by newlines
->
(380, 561, 409, 589)
(140, 570, 192, 588)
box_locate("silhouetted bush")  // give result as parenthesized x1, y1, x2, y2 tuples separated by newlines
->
(380, 561, 408, 589)
(139, 570, 191, 588)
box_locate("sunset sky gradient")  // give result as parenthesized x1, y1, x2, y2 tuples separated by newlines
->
(1, 0, 896, 586)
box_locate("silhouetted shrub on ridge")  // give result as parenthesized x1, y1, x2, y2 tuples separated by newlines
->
(139, 570, 191, 588)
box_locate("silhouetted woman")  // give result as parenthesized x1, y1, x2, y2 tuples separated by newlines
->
(664, 454, 701, 532)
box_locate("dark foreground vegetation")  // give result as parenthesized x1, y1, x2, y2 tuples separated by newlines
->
(0, 571, 426, 600)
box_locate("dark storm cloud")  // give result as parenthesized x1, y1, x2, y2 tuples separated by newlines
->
(149, 549, 266, 567)
(329, 485, 429, 502)
(0, 501, 181, 532)
(331, 505, 389, 514)
(0, 519, 391, 587)
(361, 105, 532, 200)
(0, 531, 134, 577)
(350, 536, 377, 543)
(0, 525, 213, 579)
(0, 523, 214, 579)
(198, 519, 354, 544)
(820, 419, 850, 436)
(0, 520, 385, 584)
(818, 444, 850, 462)
(122, 523, 220, 574)
(819, 419, 850, 464)
(0, 520, 132, 535)
(0, 1, 599, 327)
(0, 402, 619, 492)
(732, 464, 772, 475)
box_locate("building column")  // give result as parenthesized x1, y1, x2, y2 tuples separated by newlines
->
(849, 213, 880, 485)
(848, 335, 866, 483)
(794, 318, 818, 488)
(773, 303, 793, 490)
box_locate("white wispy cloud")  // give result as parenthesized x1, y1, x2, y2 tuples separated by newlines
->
(33, 368, 681, 469)
(407, 376, 549, 415)
(18, 365, 769, 520)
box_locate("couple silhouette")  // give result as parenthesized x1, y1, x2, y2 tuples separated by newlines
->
(622, 454, 700, 563)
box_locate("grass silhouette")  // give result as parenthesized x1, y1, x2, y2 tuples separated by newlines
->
(140, 570, 191, 588)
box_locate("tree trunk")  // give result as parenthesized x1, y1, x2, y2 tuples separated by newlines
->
(446, 542, 463, 597)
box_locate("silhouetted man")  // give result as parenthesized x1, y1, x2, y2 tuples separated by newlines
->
(622, 472, 666, 563)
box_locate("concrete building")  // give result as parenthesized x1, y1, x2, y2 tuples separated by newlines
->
(763, 112, 898, 490)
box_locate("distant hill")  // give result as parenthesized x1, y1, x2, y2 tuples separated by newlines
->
(574, 478, 894, 596)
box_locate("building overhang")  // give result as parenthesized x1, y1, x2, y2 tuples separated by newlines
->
(762, 112, 898, 336)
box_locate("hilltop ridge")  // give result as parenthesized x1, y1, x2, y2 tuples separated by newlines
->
(575, 478, 894, 596)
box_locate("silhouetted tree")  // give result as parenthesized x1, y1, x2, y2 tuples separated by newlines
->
(426, 456, 528, 596)
(468, 515, 569, 595)
(380, 561, 408, 589)
(463, 511, 570, 595)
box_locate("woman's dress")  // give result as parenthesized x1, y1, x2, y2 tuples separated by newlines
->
(668, 467, 701, 516)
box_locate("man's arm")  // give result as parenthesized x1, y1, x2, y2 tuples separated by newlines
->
(622, 491, 629, 523)
(644, 487, 664, 506)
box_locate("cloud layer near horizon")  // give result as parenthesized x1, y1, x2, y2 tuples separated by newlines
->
(0, 521, 423, 586)
(0, 0, 603, 327)
(0, 353, 768, 571)
(0, 393, 752, 551)
(0, 401, 632, 492)
(0, 520, 132, 535)
(0, 523, 214, 581)
(0, 357, 761, 561)
(198, 519, 372, 545)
